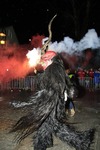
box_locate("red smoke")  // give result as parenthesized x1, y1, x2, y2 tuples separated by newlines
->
(0, 34, 46, 83)
(61, 49, 93, 69)
(31, 34, 45, 48)
(82, 49, 93, 68)
(0, 44, 32, 82)
(61, 52, 79, 69)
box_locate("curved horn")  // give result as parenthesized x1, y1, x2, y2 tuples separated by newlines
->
(41, 14, 57, 54)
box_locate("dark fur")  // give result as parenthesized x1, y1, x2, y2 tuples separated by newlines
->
(10, 54, 95, 150)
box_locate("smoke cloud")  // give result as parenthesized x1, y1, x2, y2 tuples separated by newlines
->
(0, 28, 100, 82)
(49, 29, 100, 69)
(49, 29, 100, 53)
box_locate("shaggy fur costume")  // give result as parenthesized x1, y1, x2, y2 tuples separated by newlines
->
(10, 54, 95, 150)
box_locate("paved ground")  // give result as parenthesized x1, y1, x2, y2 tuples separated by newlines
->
(0, 90, 100, 150)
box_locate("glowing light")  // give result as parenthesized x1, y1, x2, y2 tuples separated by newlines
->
(0, 40, 6, 44)
(26, 48, 41, 67)
(0, 32, 6, 45)
(0, 33, 6, 37)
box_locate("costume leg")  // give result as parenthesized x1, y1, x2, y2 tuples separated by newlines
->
(53, 120, 94, 150)
(34, 121, 53, 150)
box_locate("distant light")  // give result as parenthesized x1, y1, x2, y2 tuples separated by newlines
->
(0, 40, 6, 44)
(0, 32, 6, 45)
(0, 33, 6, 37)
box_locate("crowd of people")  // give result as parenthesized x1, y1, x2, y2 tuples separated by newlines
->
(64, 67, 100, 117)
(68, 67, 100, 91)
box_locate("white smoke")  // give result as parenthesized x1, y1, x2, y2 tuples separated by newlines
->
(49, 29, 100, 54)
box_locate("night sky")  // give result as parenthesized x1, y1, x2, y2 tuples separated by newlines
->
(0, 0, 100, 44)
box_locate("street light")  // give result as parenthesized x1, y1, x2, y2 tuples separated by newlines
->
(0, 32, 6, 45)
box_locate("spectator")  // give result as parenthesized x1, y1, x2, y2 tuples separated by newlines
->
(88, 68, 94, 91)
(98, 68, 100, 89)
(65, 69, 76, 117)
(85, 70, 90, 90)
(94, 69, 99, 90)
(77, 68, 86, 87)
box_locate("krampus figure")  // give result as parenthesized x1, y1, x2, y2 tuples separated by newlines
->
(10, 53, 95, 150)
(10, 15, 94, 150)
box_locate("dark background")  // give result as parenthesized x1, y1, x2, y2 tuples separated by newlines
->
(0, 0, 100, 44)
